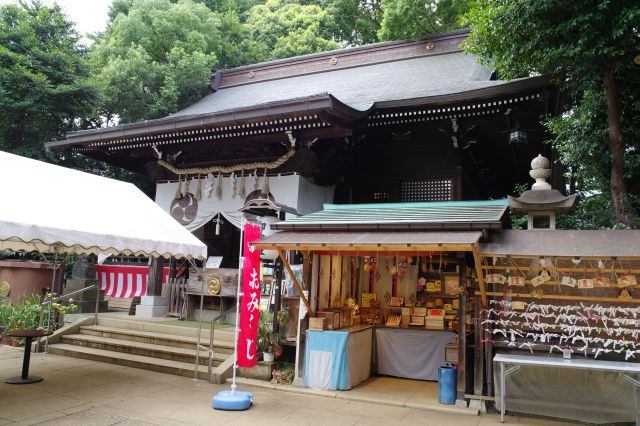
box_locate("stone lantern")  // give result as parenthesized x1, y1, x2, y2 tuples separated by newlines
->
(507, 154, 576, 230)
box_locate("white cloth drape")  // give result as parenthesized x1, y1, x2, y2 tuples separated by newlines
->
(155, 174, 334, 231)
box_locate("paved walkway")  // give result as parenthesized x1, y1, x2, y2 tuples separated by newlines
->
(0, 346, 572, 426)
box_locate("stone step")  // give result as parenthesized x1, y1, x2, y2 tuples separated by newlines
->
(47, 343, 214, 381)
(61, 334, 228, 366)
(79, 325, 235, 354)
(95, 316, 236, 342)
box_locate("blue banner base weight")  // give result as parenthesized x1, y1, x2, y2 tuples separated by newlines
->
(212, 390, 253, 411)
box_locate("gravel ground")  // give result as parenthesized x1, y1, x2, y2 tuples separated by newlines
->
(0, 344, 23, 360)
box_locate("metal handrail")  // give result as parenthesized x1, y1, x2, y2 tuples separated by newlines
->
(194, 302, 238, 383)
(40, 285, 97, 307)
(37, 284, 98, 353)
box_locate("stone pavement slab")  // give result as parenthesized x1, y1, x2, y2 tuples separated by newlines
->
(0, 345, 575, 426)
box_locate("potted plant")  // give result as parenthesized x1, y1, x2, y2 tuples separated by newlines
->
(51, 299, 78, 328)
(271, 362, 295, 384)
(277, 307, 292, 338)
(0, 302, 12, 346)
(257, 310, 281, 362)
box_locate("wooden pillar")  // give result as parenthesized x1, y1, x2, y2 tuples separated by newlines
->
(147, 257, 165, 297)
(273, 256, 282, 333)
(456, 280, 467, 404)
(474, 297, 485, 397)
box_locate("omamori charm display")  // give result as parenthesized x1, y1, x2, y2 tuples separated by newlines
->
(237, 223, 262, 368)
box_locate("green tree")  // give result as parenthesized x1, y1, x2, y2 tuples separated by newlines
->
(0, 0, 96, 158)
(91, 0, 253, 124)
(244, 0, 339, 60)
(314, 0, 382, 46)
(464, 0, 639, 227)
(378, 0, 472, 40)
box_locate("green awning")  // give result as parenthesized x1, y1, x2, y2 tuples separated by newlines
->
(271, 199, 508, 232)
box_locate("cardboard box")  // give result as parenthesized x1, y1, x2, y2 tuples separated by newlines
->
(309, 317, 327, 330)
(401, 314, 412, 326)
(410, 315, 425, 326)
(413, 307, 427, 316)
(445, 343, 458, 363)
(317, 311, 341, 330)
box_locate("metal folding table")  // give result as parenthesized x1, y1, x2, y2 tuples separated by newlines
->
(494, 353, 640, 423)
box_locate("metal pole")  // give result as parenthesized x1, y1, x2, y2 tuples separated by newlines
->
(194, 272, 205, 381)
(500, 361, 505, 422)
(230, 218, 245, 394)
(44, 259, 60, 354)
(94, 281, 100, 325)
(208, 318, 215, 383)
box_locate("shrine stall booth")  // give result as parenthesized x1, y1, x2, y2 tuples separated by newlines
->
(478, 230, 640, 424)
(251, 200, 507, 400)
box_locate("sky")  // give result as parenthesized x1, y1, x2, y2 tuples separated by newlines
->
(0, 0, 112, 38)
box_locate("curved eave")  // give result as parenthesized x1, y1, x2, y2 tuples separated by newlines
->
(373, 75, 556, 110)
(507, 194, 577, 214)
(46, 94, 368, 150)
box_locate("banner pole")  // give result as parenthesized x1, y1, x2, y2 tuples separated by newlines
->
(230, 217, 245, 395)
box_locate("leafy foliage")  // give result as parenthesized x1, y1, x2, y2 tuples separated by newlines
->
(378, 0, 472, 40)
(0, 0, 96, 158)
(244, 0, 339, 60)
(464, 0, 639, 227)
(91, 0, 226, 123)
(257, 309, 282, 357)
(323, 0, 382, 46)
(464, 0, 638, 87)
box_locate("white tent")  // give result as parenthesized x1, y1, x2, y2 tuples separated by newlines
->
(0, 151, 207, 259)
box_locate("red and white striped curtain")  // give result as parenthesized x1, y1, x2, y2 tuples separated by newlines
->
(96, 265, 170, 298)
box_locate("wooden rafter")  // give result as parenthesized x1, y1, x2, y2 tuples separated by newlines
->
(471, 245, 488, 307)
(278, 250, 314, 317)
(252, 243, 476, 252)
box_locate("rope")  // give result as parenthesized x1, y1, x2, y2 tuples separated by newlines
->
(157, 149, 295, 175)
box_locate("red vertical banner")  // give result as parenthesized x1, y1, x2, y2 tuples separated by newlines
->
(237, 223, 262, 368)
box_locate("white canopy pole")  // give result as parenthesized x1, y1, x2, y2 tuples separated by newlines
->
(230, 217, 245, 394)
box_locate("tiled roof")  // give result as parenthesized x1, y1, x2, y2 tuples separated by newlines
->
(271, 200, 509, 231)
(480, 230, 640, 258)
(171, 52, 495, 117)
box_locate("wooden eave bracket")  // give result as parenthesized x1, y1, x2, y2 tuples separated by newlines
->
(277, 249, 314, 317)
(471, 244, 488, 307)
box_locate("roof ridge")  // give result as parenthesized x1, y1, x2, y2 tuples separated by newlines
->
(212, 29, 470, 91)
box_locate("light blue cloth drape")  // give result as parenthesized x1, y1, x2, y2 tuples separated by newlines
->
(304, 330, 350, 390)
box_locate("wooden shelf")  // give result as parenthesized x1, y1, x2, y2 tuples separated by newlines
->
(481, 264, 640, 274)
(483, 291, 640, 304)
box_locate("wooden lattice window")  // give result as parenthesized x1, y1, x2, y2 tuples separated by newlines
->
(401, 178, 454, 202)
